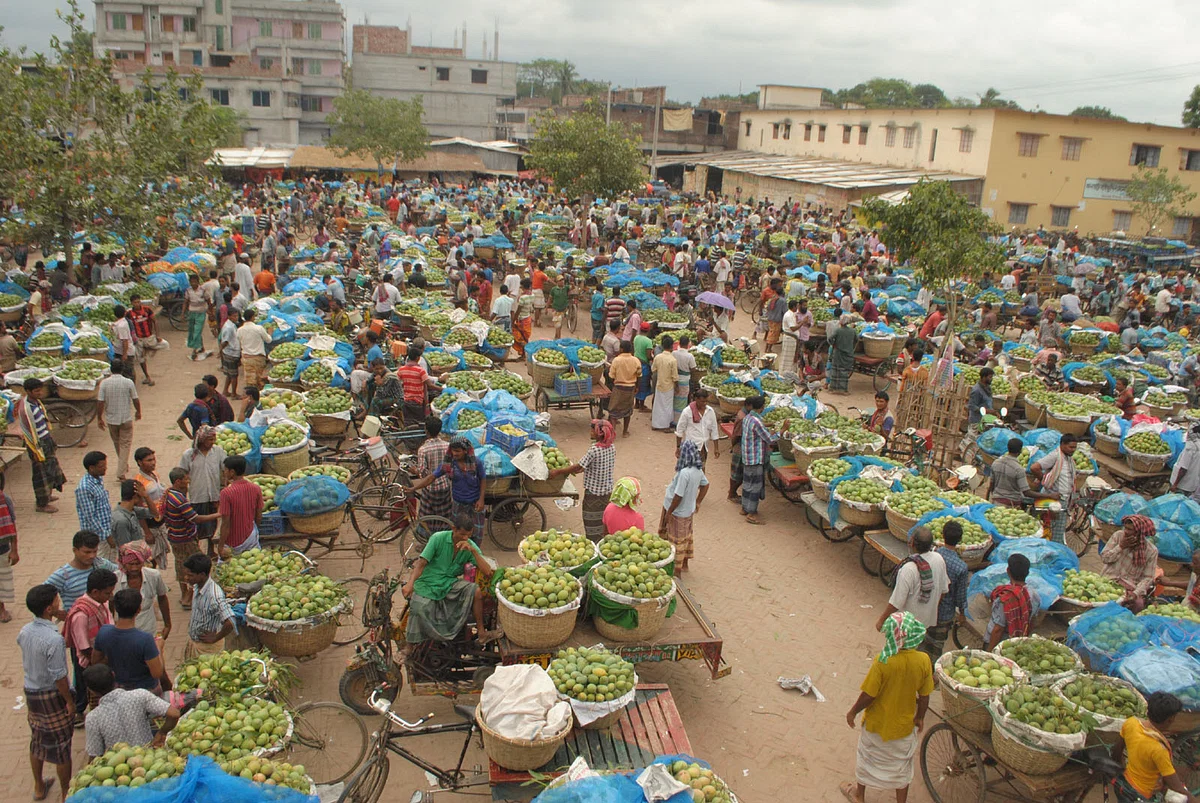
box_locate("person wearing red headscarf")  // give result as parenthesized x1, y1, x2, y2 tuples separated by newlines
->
(552, 419, 616, 542)
(1101, 514, 1160, 612)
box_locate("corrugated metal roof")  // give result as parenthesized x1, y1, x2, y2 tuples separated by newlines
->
(210, 146, 295, 168)
(647, 150, 980, 190)
(429, 137, 524, 155)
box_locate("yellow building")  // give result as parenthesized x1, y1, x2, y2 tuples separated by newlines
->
(726, 106, 1200, 239)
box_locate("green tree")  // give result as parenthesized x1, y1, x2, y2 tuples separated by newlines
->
(1125, 166, 1198, 235)
(913, 83, 950, 108)
(861, 180, 1004, 352)
(0, 2, 234, 274)
(517, 58, 560, 98)
(709, 91, 759, 105)
(525, 106, 645, 200)
(552, 61, 578, 102)
(326, 88, 428, 176)
(1183, 85, 1200, 128)
(978, 88, 1022, 110)
(1069, 105, 1125, 121)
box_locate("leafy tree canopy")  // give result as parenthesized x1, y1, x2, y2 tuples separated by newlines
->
(326, 89, 428, 174)
(1069, 105, 1126, 121)
(1182, 85, 1200, 129)
(525, 105, 645, 200)
(1125, 166, 1197, 235)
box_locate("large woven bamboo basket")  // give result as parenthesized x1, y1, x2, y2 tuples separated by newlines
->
(885, 507, 919, 541)
(1069, 341, 1095, 357)
(477, 707, 570, 771)
(793, 443, 841, 474)
(288, 505, 345, 535)
(590, 579, 674, 643)
(1094, 517, 1120, 543)
(56, 384, 99, 400)
(0, 308, 23, 323)
(777, 438, 795, 462)
(580, 360, 606, 382)
(253, 615, 338, 658)
(810, 321, 827, 340)
(496, 587, 581, 649)
(811, 477, 831, 502)
(863, 336, 894, 359)
(522, 474, 568, 495)
(1046, 411, 1090, 437)
(934, 650, 1025, 733)
(263, 446, 310, 477)
(1144, 402, 1174, 420)
(990, 720, 1069, 776)
(1094, 430, 1121, 457)
(530, 356, 568, 388)
(307, 414, 349, 437)
(1012, 356, 1032, 372)
(1126, 450, 1168, 474)
(832, 494, 885, 528)
(486, 476, 516, 494)
(890, 337, 907, 358)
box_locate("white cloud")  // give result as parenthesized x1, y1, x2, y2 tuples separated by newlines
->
(6, 0, 1197, 125)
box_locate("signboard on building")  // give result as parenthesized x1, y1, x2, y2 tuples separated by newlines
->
(1083, 179, 1131, 202)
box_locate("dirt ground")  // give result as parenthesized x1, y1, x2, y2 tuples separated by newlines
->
(0, 304, 975, 803)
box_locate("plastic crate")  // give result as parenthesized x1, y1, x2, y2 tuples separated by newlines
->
(260, 509, 286, 536)
(486, 420, 529, 456)
(554, 373, 593, 398)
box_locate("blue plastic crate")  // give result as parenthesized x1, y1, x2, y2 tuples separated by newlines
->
(486, 420, 529, 456)
(554, 373, 592, 398)
(260, 509, 286, 536)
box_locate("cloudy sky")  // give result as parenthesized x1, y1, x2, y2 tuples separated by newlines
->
(7, 0, 1198, 125)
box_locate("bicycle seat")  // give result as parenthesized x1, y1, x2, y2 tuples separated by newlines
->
(453, 703, 476, 722)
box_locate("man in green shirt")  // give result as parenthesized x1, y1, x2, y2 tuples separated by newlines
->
(549, 275, 571, 339)
(401, 514, 496, 645)
(632, 324, 655, 412)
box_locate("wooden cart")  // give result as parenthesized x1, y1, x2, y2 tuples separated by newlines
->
(499, 580, 729, 681)
(488, 684, 693, 802)
(1092, 450, 1170, 495)
(766, 452, 809, 503)
(484, 477, 581, 552)
(799, 491, 890, 545)
(533, 383, 611, 419)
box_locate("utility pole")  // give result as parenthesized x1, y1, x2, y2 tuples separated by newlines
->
(650, 89, 662, 180)
(606, 82, 612, 125)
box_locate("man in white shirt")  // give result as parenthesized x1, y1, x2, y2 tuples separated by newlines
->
(1059, 292, 1082, 322)
(999, 272, 1016, 291)
(674, 389, 721, 462)
(614, 241, 630, 263)
(1170, 428, 1200, 498)
(235, 310, 272, 390)
(503, 268, 521, 299)
(233, 256, 255, 305)
(373, 277, 401, 317)
(876, 527, 949, 633)
(1156, 287, 1174, 323)
(461, 234, 475, 259)
(490, 286, 514, 332)
(110, 306, 136, 364)
(199, 271, 221, 309)
(672, 244, 691, 278)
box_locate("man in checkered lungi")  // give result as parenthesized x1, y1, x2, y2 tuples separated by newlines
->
(18, 584, 75, 801)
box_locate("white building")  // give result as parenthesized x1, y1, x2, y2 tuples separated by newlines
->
(92, 0, 345, 145)
(349, 24, 518, 141)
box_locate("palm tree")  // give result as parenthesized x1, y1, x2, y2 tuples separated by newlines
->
(552, 61, 578, 104)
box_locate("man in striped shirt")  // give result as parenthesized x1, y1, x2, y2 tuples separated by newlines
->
(76, 452, 115, 562)
(731, 245, 748, 286)
(604, 287, 626, 326)
(162, 468, 217, 608)
(182, 553, 233, 657)
(739, 396, 773, 525)
(46, 531, 118, 613)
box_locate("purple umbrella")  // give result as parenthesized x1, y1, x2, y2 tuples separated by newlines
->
(695, 291, 735, 311)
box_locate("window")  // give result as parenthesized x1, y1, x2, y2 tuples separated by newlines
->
(902, 127, 915, 148)
(1007, 203, 1030, 225)
(783, 123, 791, 140)
(291, 57, 303, 74)
(1130, 144, 1160, 167)
(177, 87, 191, 102)
(210, 88, 229, 106)
(1113, 211, 1132, 231)
(215, 26, 224, 50)
(292, 22, 303, 38)
(191, 50, 203, 66)
(436, 67, 450, 81)
(1061, 137, 1083, 161)
(471, 69, 488, 84)
(111, 13, 126, 30)
(308, 23, 322, 40)
(885, 127, 896, 147)
(112, 50, 130, 60)
(300, 96, 322, 113)
(1017, 133, 1040, 157)
(132, 14, 143, 31)
(959, 129, 973, 153)
(818, 125, 826, 143)
(307, 59, 321, 75)
(259, 20, 271, 37)
(183, 16, 196, 33)
(1184, 150, 1200, 171)
(804, 124, 812, 141)
(259, 58, 273, 70)
(928, 129, 938, 162)
(1051, 206, 1072, 227)
(744, 121, 751, 136)
(842, 125, 852, 144)
(252, 90, 270, 107)
(771, 123, 780, 140)
(214, 0, 222, 13)
(858, 127, 868, 145)
(1173, 217, 1193, 238)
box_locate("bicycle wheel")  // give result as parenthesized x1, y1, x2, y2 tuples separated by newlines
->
(488, 498, 546, 551)
(1172, 730, 1200, 794)
(737, 289, 757, 315)
(351, 485, 399, 523)
(401, 516, 454, 566)
(165, 299, 187, 331)
(337, 754, 391, 803)
(951, 621, 985, 651)
(333, 576, 371, 645)
(566, 302, 578, 333)
(873, 361, 894, 393)
(288, 701, 369, 786)
(1064, 508, 1093, 558)
(859, 538, 880, 577)
(920, 723, 987, 803)
(350, 491, 414, 544)
(43, 401, 89, 449)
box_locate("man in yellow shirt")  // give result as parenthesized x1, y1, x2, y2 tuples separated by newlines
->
(842, 611, 933, 803)
(608, 342, 642, 439)
(1113, 692, 1198, 803)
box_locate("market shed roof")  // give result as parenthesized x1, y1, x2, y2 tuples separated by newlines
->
(208, 146, 491, 174)
(647, 150, 981, 190)
(210, 146, 295, 168)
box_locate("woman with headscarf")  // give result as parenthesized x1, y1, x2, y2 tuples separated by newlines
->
(115, 543, 172, 641)
(409, 435, 487, 543)
(658, 442, 709, 573)
(827, 315, 857, 393)
(605, 478, 645, 535)
(551, 420, 617, 542)
(842, 611, 933, 803)
(1101, 514, 1160, 612)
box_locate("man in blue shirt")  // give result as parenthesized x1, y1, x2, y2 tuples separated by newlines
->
(363, 330, 385, 365)
(923, 520, 970, 659)
(76, 451, 116, 560)
(588, 277, 606, 345)
(18, 584, 74, 800)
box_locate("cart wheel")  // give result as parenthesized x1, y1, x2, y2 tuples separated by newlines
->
(859, 538, 881, 577)
(1172, 730, 1200, 794)
(768, 468, 784, 492)
(43, 400, 89, 449)
(920, 723, 987, 803)
(879, 554, 899, 588)
(336, 753, 390, 803)
(589, 396, 601, 419)
(873, 361, 894, 393)
(952, 621, 985, 651)
(332, 576, 371, 646)
(535, 389, 549, 413)
(488, 498, 546, 551)
(826, 521, 858, 544)
(1064, 509, 1093, 558)
(288, 701, 370, 786)
(165, 299, 187, 331)
(738, 289, 758, 316)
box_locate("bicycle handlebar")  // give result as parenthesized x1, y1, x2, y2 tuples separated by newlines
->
(369, 686, 434, 728)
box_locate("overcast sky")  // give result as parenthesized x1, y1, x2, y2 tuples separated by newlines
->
(7, 0, 1198, 125)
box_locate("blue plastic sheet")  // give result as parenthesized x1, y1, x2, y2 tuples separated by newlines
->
(66, 756, 316, 803)
(275, 475, 350, 516)
(1066, 603, 1152, 675)
(480, 390, 530, 417)
(1022, 428, 1062, 452)
(293, 357, 351, 389)
(444, 400, 488, 434)
(1142, 493, 1200, 529)
(977, 427, 1024, 457)
(1093, 492, 1148, 525)
(476, 443, 516, 477)
(1148, 519, 1197, 563)
(989, 538, 1080, 575)
(0, 280, 30, 300)
(144, 272, 190, 293)
(909, 506, 1001, 543)
(1115, 646, 1200, 711)
(217, 422, 262, 474)
(965, 564, 1061, 624)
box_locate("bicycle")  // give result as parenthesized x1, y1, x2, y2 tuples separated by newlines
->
(1063, 476, 1112, 558)
(337, 687, 486, 803)
(42, 397, 98, 449)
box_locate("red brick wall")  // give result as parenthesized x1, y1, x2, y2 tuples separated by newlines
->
(410, 46, 464, 57)
(351, 25, 408, 55)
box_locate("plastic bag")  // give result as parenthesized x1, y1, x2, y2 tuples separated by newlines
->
(1115, 646, 1200, 711)
(476, 444, 516, 477)
(965, 564, 1061, 624)
(444, 401, 488, 434)
(1141, 613, 1200, 651)
(532, 774, 645, 803)
(274, 476, 349, 516)
(1022, 428, 1062, 451)
(66, 755, 315, 802)
(1065, 603, 1152, 675)
(988, 538, 1080, 575)
(1142, 493, 1200, 528)
(977, 427, 1024, 457)
(1094, 492, 1148, 525)
(479, 389, 530, 416)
